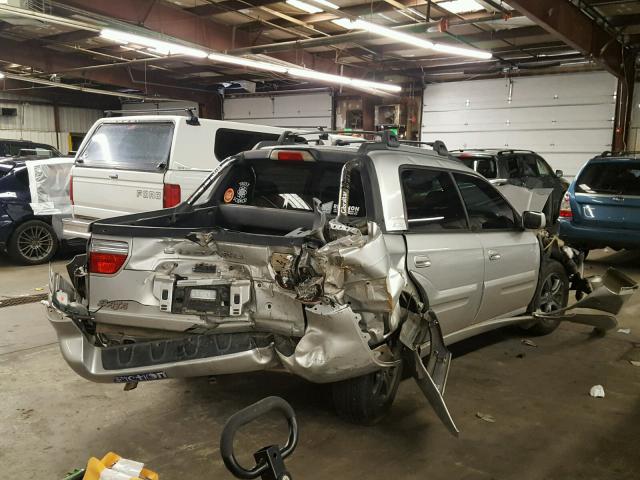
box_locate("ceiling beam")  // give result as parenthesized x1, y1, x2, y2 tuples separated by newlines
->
(53, 0, 361, 77)
(506, 0, 628, 76)
(0, 37, 218, 104)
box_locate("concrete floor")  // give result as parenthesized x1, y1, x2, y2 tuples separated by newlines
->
(1, 250, 640, 479)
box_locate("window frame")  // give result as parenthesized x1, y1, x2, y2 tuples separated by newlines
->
(399, 165, 471, 234)
(213, 128, 281, 162)
(76, 121, 175, 172)
(453, 171, 523, 232)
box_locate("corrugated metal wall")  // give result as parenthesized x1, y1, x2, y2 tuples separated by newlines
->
(421, 71, 617, 176)
(0, 93, 102, 154)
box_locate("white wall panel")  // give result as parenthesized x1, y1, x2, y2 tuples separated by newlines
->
(422, 72, 617, 175)
(224, 92, 332, 128)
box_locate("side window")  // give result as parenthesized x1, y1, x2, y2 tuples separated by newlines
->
(453, 173, 518, 230)
(534, 155, 553, 176)
(518, 154, 541, 177)
(214, 129, 280, 160)
(401, 168, 467, 232)
(505, 155, 520, 178)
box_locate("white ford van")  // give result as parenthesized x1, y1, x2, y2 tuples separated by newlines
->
(63, 115, 283, 238)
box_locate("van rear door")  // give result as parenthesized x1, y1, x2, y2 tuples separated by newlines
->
(573, 160, 640, 230)
(72, 121, 174, 219)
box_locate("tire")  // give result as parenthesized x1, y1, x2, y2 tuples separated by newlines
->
(331, 363, 403, 425)
(524, 259, 569, 336)
(7, 219, 58, 265)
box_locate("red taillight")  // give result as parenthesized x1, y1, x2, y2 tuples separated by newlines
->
(269, 150, 314, 161)
(88, 240, 129, 275)
(277, 151, 305, 161)
(163, 183, 181, 208)
(558, 192, 573, 219)
(89, 252, 128, 275)
(69, 175, 74, 205)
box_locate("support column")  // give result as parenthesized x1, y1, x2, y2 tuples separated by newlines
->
(612, 54, 636, 152)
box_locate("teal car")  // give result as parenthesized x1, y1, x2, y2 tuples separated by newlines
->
(558, 152, 640, 254)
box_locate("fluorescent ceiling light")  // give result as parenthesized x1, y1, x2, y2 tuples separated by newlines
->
(288, 67, 401, 93)
(333, 18, 492, 59)
(333, 18, 435, 49)
(431, 42, 493, 59)
(286, 0, 322, 14)
(208, 53, 289, 73)
(439, 0, 484, 14)
(0, 72, 4, 79)
(100, 28, 207, 58)
(100, 27, 400, 93)
(312, 0, 340, 9)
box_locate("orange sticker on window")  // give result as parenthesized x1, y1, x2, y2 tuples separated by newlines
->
(223, 188, 235, 203)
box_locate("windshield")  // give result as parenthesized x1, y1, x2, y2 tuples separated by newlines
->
(576, 161, 640, 195)
(1, 142, 60, 158)
(193, 157, 366, 217)
(78, 122, 174, 171)
(457, 155, 497, 179)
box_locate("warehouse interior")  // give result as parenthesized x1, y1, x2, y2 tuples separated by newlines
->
(1, 1, 640, 479)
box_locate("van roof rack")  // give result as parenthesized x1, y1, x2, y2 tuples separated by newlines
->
(104, 107, 200, 125)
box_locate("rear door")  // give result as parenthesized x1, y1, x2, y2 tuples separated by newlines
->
(572, 160, 640, 230)
(402, 167, 485, 335)
(72, 121, 174, 219)
(453, 172, 539, 321)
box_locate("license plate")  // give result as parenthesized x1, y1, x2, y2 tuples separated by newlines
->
(190, 289, 217, 300)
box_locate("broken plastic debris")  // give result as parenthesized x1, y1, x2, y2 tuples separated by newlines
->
(476, 412, 496, 423)
(617, 328, 631, 334)
(521, 339, 538, 347)
(629, 360, 640, 367)
(589, 385, 605, 398)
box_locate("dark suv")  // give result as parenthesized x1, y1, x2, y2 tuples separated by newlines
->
(450, 149, 569, 221)
(0, 139, 62, 159)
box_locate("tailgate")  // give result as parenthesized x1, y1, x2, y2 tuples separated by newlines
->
(573, 160, 640, 230)
(72, 167, 164, 219)
(574, 193, 640, 229)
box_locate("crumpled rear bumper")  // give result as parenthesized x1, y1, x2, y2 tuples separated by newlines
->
(46, 304, 280, 383)
(46, 270, 390, 384)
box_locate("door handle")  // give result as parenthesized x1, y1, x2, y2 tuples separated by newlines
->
(414, 255, 432, 268)
(488, 250, 501, 261)
(109, 173, 118, 180)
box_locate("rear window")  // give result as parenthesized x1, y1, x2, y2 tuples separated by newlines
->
(78, 122, 174, 171)
(576, 161, 640, 195)
(457, 155, 497, 179)
(214, 128, 281, 160)
(205, 158, 366, 217)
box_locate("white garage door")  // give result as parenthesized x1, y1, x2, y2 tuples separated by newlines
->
(421, 71, 617, 176)
(224, 92, 333, 128)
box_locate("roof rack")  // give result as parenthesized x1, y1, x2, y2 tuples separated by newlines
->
(274, 128, 449, 156)
(104, 107, 200, 125)
(599, 150, 640, 157)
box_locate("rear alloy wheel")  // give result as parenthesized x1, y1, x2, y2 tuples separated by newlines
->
(331, 363, 403, 425)
(524, 259, 569, 336)
(8, 220, 58, 265)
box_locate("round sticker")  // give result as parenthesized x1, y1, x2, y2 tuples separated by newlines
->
(223, 188, 235, 203)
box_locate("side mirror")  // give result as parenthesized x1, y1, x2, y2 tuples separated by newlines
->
(522, 211, 546, 230)
(555, 169, 563, 177)
(490, 178, 508, 186)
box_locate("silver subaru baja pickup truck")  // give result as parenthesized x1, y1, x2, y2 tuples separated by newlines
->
(47, 132, 637, 432)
